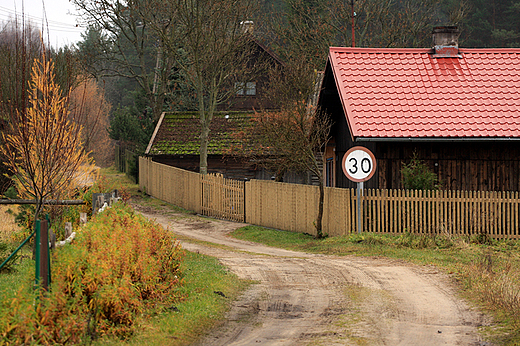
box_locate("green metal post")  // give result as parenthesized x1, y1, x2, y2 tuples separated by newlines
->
(39, 220, 49, 290)
(0, 230, 35, 271)
(35, 220, 40, 287)
(45, 215, 51, 286)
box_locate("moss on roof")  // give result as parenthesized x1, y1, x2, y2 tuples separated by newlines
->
(148, 111, 255, 156)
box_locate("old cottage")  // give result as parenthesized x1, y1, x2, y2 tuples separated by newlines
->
(318, 27, 520, 191)
(145, 32, 285, 180)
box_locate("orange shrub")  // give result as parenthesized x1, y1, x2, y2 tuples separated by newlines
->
(0, 202, 184, 344)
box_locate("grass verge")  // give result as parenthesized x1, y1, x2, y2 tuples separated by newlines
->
(96, 252, 251, 346)
(90, 168, 252, 345)
(0, 167, 251, 345)
(231, 226, 520, 345)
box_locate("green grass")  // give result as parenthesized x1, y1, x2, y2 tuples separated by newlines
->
(88, 168, 252, 345)
(231, 226, 520, 345)
(0, 254, 34, 299)
(232, 226, 478, 265)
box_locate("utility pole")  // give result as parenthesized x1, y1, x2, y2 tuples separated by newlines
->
(351, 0, 355, 47)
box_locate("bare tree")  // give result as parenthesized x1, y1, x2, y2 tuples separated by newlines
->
(72, 0, 170, 122)
(245, 101, 331, 238)
(153, 0, 258, 174)
(230, 55, 331, 238)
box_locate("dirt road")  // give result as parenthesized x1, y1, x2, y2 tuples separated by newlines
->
(135, 204, 491, 346)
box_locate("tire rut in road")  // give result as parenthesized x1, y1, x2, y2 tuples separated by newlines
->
(136, 206, 491, 346)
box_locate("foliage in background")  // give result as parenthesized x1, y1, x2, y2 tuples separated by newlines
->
(70, 77, 114, 167)
(401, 152, 441, 190)
(73, 11, 167, 123)
(0, 203, 184, 344)
(108, 105, 154, 149)
(458, 0, 520, 47)
(261, 0, 467, 73)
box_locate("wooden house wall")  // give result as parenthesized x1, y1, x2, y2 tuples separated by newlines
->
(222, 78, 272, 111)
(330, 139, 520, 192)
(152, 155, 258, 181)
(218, 40, 281, 112)
(375, 142, 520, 192)
(151, 155, 317, 185)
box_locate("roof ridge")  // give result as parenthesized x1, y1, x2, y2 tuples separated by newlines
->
(329, 47, 520, 54)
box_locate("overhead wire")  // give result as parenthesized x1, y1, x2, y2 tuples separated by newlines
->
(0, 5, 84, 33)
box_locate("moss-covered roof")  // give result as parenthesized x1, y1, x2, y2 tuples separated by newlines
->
(147, 111, 255, 156)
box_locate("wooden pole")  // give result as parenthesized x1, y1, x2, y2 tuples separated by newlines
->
(351, 0, 355, 47)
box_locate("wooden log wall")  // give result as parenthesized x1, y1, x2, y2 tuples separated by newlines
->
(374, 142, 520, 192)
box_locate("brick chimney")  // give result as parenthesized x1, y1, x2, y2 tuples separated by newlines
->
(432, 26, 461, 58)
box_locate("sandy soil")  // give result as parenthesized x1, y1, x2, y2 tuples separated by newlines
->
(134, 203, 492, 346)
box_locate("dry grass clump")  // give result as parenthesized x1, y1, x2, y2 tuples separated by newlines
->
(464, 251, 520, 331)
(0, 205, 20, 243)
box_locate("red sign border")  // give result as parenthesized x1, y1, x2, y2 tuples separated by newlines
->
(342, 146, 377, 183)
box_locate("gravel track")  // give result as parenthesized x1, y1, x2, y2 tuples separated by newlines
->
(135, 204, 491, 346)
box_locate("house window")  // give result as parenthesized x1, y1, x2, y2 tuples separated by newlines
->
(235, 82, 256, 96)
(326, 158, 334, 187)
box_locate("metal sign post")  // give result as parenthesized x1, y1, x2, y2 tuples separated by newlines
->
(357, 182, 363, 234)
(342, 146, 377, 234)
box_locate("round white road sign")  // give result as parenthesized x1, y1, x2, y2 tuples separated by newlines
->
(342, 146, 377, 182)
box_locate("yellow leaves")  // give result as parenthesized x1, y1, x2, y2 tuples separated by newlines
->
(1, 56, 92, 202)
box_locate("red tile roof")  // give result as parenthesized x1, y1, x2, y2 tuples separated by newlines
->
(328, 47, 520, 139)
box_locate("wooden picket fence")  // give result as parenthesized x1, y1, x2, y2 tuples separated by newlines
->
(202, 173, 245, 222)
(362, 189, 520, 238)
(139, 157, 520, 239)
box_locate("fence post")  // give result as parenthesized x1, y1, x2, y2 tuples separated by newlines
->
(37, 220, 50, 291)
(34, 220, 50, 291)
(35, 220, 40, 288)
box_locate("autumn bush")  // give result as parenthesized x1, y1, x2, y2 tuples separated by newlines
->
(0, 202, 184, 344)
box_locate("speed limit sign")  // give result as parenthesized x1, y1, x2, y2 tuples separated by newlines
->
(342, 146, 377, 182)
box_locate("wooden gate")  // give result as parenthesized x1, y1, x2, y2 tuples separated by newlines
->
(201, 173, 245, 222)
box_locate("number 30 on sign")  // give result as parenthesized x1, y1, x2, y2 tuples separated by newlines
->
(342, 146, 377, 183)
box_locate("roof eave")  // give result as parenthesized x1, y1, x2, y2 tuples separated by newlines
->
(356, 137, 520, 142)
(327, 52, 356, 142)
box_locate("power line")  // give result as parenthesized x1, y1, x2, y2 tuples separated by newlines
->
(0, 5, 84, 31)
